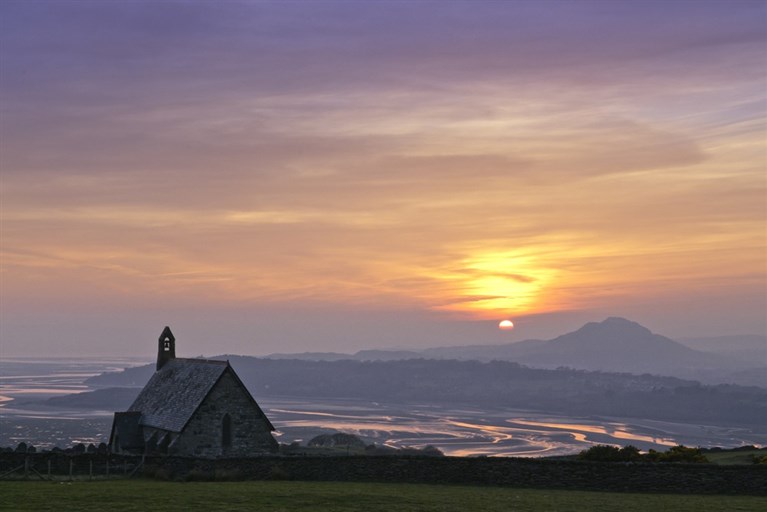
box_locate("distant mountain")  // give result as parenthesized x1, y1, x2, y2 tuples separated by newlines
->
(494, 317, 727, 372)
(424, 318, 763, 386)
(265, 351, 354, 361)
(354, 349, 423, 361)
(264, 317, 764, 386)
(265, 349, 423, 361)
(420, 341, 545, 361)
(678, 335, 767, 364)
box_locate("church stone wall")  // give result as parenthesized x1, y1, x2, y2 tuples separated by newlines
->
(171, 370, 277, 458)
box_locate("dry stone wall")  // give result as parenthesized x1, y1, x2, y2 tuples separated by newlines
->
(153, 455, 767, 495)
(2, 452, 765, 495)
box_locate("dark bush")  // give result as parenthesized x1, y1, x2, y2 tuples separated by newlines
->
(308, 433, 366, 449)
(578, 445, 619, 461)
(646, 445, 708, 463)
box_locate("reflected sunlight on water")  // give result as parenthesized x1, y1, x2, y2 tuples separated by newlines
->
(509, 419, 677, 447)
(263, 398, 762, 457)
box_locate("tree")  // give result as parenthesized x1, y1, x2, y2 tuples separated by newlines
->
(647, 445, 708, 463)
(578, 445, 620, 461)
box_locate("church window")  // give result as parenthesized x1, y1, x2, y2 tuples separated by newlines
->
(222, 413, 232, 448)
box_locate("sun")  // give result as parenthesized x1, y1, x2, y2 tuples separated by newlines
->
(498, 319, 514, 330)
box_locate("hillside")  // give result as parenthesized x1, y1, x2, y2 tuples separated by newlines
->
(679, 335, 767, 363)
(488, 317, 728, 373)
(83, 357, 767, 426)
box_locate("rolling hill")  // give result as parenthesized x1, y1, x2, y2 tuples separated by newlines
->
(75, 357, 767, 427)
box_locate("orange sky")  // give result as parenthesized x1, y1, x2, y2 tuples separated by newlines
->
(1, 1, 765, 356)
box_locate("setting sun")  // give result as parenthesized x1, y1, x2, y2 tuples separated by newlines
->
(498, 320, 515, 330)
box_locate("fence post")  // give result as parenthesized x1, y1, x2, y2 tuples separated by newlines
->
(69, 459, 73, 481)
(47, 459, 51, 479)
(106, 459, 110, 478)
(24, 456, 29, 478)
(89, 459, 93, 480)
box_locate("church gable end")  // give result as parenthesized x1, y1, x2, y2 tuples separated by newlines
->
(174, 367, 278, 457)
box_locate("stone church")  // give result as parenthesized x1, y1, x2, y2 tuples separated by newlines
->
(109, 327, 278, 457)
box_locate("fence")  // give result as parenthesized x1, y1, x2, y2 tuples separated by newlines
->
(0, 453, 143, 481)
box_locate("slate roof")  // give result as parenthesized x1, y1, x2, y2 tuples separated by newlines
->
(128, 358, 229, 432)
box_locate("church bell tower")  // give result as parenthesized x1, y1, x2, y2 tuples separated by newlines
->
(157, 326, 176, 371)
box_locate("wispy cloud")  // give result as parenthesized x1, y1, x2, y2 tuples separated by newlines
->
(1, 0, 765, 355)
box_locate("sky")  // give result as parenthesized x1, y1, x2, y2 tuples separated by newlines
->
(1, 0, 765, 358)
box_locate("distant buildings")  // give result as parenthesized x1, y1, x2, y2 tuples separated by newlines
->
(109, 327, 277, 457)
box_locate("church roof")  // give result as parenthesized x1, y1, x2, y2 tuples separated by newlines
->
(127, 358, 232, 433)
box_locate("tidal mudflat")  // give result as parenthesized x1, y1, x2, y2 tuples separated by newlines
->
(1, 359, 763, 454)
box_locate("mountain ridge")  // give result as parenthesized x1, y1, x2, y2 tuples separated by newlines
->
(262, 317, 763, 386)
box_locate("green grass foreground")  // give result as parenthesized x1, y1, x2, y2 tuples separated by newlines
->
(1, 480, 765, 512)
(705, 449, 766, 465)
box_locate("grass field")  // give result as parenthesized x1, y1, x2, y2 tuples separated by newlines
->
(705, 449, 766, 465)
(1, 480, 765, 512)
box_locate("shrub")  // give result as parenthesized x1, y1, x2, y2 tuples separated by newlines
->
(579, 444, 712, 463)
(364, 444, 398, 456)
(646, 445, 708, 463)
(578, 445, 641, 462)
(308, 433, 366, 449)
(420, 445, 445, 457)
